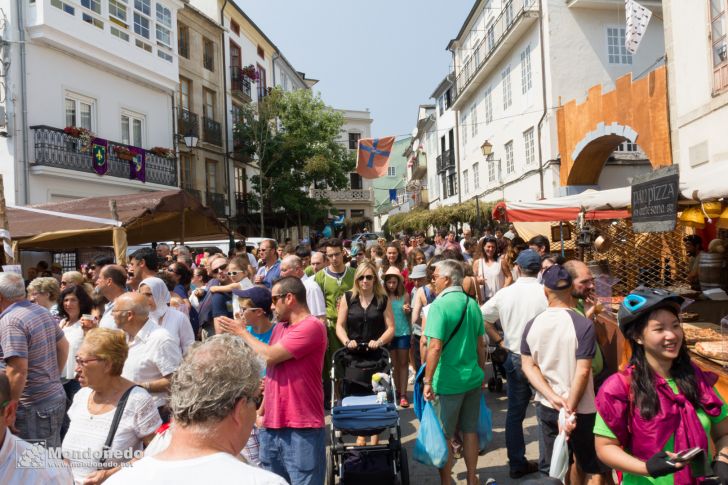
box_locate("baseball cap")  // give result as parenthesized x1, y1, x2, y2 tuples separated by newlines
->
(542, 264, 572, 290)
(232, 286, 272, 311)
(514, 249, 541, 272)
(350, 246, 360, 256)
(410, 264, 428, 279)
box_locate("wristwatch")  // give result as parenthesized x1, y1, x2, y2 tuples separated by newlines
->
(423, 378, 432, 385)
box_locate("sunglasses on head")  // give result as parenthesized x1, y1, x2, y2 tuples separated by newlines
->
(357, 274, 375, 282)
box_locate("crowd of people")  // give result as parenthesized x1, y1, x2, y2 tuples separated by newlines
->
(0, 229, 727, 485)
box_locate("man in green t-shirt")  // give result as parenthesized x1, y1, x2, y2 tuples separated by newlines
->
(314, 239, 356, 406)
(423, 259, 485, 485)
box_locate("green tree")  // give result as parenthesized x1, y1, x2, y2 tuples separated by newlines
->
(234, 88, 354, 235)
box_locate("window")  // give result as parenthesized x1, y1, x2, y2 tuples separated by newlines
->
(158, 50, 172, 62)
(470, 102, 478, 137)
(230, 20, 240, 36)
(81, 0, 100, 14)
(257, 45, 265, 58)
(121, 112, 144, 147)
(487, 156, 496, 181)
(231, 104, 243, 125)
(178, 23, 189, 58)
(180, 153, 194, 189)
(463, 169, 469, 194)
(447, 172, 458, 197)
(473, 162, 480, 188)
(109, 0, 127, 24)
(445, 88, 452, 109)
(136, 38, 152, 52)
(351, 209, 365, 218)
(257, 65, 267, 99)
(205, 160, 217, 194)
(607, 27, 633, 65)
(111, 26, 129, 42)
(134, 12, 150, 39)
(350, 173, 363, 190)
(234, 165, 247, 196)
(711, 0, 728, 92)
(502, 66, 512, 109)
(505, 141, 514, 174)
(50, 0, 75, 15)
(134, 0, 150, 16)
(230, 42, 241, 69)
(521, 45, 532, 93)
(348, 132, 361, 150)
(505, 0, 514, 26)
(179, 77, 191, 111)
(203, 89, 215, 120)
(203, 38, 214, 71)
(388, 166, 396, 177)
(155, 4, 172, 48)
(65, 95, 94, 130)
(524, 128, 535, 165)
(82, 13, 103, 29)
(438, 95, 445, 116)
(461, 112, 468, 145)
(486, 21, 495, 52)
(484, 87, 493, 123)
(616, 142, 638, 152)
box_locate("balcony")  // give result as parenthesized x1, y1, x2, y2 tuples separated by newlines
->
(310, 188, 374, 203)
(230, 67, 252, 102)
(436, 149, 455, 173)
(235, 192, 258, 215)
(178, 109, 199, 139)
(30, 125, 177, 186)
(206, 192, 226, 218)
(202, 117, 222, 146)
(410, 154, 427, 180)
(453, 0, 540, 108)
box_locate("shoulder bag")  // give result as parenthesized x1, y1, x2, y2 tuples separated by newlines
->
(99, 385, 138, 466)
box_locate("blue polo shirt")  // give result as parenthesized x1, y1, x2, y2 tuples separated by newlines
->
(256, 260, 281, 289)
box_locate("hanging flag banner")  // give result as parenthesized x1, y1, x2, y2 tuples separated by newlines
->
(129, 147, 146, 182)
(356, 136, 395, 179)
(625, 0, 652, 55)
(389, 189, 397, 202)
(91, 138, 108, 176)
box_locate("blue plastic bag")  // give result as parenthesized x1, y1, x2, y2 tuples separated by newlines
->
(414, 401, 449, 468)
(413, 364, 426, 421)
(478, 391, 493, 452)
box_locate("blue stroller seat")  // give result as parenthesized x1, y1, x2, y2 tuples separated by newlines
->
(331, 403, 399, 436)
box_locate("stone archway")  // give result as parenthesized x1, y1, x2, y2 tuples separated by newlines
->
(556, 66, 672, 187)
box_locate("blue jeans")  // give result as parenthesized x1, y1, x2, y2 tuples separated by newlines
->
(503, 352, 533, 472)
(259, 427, 326, 485)
(15, 391, 66, 449)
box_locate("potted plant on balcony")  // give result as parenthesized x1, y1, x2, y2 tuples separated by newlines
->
(112, 144, 135, 161)
(63, 126, 95, 153)
(149, 146, 175, 159)
(241, 64, 259, 82)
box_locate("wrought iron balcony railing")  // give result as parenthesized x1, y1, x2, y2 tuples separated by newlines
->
(30, 125, 177, 186)
(202, 117, 222, 146)
(436, 149, 455, 173)
(178, 109, 199, 139)
(230, 67, 252, 101)
(205, 191, 226, 217)
(235, 193, 258, 215)
(309, 188, 374, 202)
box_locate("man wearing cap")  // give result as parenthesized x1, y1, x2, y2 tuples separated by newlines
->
(481, 249, 548, 479)
(520, 265, 603, 481)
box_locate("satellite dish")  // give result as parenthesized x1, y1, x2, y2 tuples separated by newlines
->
(410, 128, 418, 138)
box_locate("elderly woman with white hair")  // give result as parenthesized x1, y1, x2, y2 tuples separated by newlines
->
(138, 277, 195, 354)
(27, 276, 61, 321)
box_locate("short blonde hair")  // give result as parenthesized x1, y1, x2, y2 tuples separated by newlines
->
(83, 328, 128, 376)
(26, 277, 60, 302)
(62, 271, 85, 286)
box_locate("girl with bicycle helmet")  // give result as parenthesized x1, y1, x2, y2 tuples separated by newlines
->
(593, 287, 728, 484)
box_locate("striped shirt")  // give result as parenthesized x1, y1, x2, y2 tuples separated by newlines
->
(0, 301, 65, 405)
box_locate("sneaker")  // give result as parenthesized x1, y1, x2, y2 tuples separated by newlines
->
(399, 396, 410, 408)
(508, 460, 539, 479)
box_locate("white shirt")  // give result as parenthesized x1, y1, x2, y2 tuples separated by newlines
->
(104, 452, 287, 485)
(99, 301, 117, 329)
(481, 277, 548, 354)
(302, 276, 327, 319)
(154, 308, 195, 355)
(121, 320, 182, 407)
(231, 279, 255, 317)
(60, 321, 84, 380)
(0, 430, 73, 484)
(62, 387, 162, 483)
(245, 252, 259, 270)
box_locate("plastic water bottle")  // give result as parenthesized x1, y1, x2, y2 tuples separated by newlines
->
(376, 391, 387, 404)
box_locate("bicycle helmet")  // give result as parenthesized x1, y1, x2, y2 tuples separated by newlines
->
(617, 286, 685, 335)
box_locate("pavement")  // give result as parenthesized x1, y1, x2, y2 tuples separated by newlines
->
(328, 386, 542, 485)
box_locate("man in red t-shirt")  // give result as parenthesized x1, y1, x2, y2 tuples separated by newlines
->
(221, 276, 327, 485)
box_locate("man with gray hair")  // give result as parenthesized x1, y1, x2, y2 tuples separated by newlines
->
(114, 293, 181, 421)
(0, 373, 73, 483)
(423, 260, 485, 485)
(0, 272, 68, 448)
(104, 335, 286, 484)
(279, 255, 326, 321)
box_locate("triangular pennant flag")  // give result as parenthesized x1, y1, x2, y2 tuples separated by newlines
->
(356, 136, 395, 179)
(625, 0, 652, 55)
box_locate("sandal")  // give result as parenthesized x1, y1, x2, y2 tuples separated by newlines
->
(399, 396, 410, 408)
(451, 440, 463, 460)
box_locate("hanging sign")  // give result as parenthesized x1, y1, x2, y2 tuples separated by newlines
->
(631, 165, 679, 233)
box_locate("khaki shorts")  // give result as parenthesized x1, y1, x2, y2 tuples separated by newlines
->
(432, 386, 481, 438)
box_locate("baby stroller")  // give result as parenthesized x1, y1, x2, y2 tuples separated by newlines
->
(327, 344, 409, 485)
(486, 329, 506, 393)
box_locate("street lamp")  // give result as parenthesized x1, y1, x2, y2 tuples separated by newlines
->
(183, 131, 199, 150)
(480, 140, 493, 157)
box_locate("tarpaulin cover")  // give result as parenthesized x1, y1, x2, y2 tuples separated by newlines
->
(505, 187, 632, 222)
(679, 161, 728, 201)
(8, 190, 232, 251)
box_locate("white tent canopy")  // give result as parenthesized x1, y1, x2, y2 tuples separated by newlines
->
(680, 161, 728, 201)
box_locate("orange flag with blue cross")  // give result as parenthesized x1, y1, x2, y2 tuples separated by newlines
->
(356, 136, 395, 179)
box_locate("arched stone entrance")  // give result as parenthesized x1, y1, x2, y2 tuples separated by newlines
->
(556, 66, 672, 186)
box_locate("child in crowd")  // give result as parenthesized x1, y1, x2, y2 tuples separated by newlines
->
(384, 267, 411, 408)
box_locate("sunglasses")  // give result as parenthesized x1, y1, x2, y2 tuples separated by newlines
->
(357, 274, 375, 282)
(211, 265, 228, 274)
(227, 271, 242, 276)
(271, 293, 289, 304)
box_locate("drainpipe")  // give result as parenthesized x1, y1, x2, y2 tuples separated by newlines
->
(16, 0, 29, 204)
(450, 49, 463, 207)
(272, 52, 278, 87)
(536, 0, 547, 200)
(171, 93, 179, 187)
(220, 1, 232, 226)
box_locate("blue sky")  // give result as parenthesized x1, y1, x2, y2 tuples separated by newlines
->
(233, 0, 474, 138)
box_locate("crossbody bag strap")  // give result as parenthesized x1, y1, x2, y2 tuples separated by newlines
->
(442, 293, 470, 350)
(99, 385, 138, 465)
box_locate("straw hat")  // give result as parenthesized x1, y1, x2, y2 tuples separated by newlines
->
(383, 266, 404, 284)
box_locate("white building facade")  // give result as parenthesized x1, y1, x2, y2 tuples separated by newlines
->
(430, 75, 459, 208)
(444, 0, 664, 205)
(1, 0, 184, 206)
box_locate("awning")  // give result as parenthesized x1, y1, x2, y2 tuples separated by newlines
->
(505, 187, 632, 222)
(680, 161, 728, 201)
